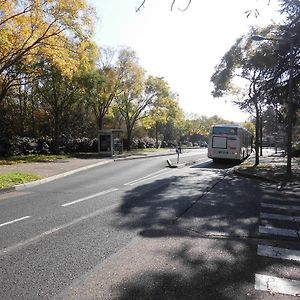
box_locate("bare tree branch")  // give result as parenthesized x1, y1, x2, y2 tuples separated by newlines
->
(136, 0, 191, 12)
(177, 0, 192, 11)
(0, 5, 32, 27)
(171, 0, 176, 11)
(135, 0, 146, 12)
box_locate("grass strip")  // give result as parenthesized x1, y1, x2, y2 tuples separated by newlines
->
(0, 172, 42, 189)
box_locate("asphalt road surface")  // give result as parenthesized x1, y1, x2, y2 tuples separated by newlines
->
(0, 149, 299, 299)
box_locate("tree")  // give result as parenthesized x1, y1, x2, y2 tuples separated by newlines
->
(211, 27, 280, 165)
(143, 93, 181, 148)
(36, 60, 83, 153)
(162, 100, 185, 144)
(0, 0, 95, 104)
(115, 50, 171, 149)
(80, 47, 122, 130)
(184, 114, 232, 144)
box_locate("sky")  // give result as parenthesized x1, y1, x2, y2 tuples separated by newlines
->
(87, 0, 282, 123)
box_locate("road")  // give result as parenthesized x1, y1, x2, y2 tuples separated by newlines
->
(0, 148, 299, 299)
(0, 149, 207, 298)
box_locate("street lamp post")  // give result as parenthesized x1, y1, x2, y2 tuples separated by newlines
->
(252, 35, 294, 175)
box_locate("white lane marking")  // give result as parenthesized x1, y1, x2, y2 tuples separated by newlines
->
(255, 274, 300, 296)
(261, 203, 300, 211)
(61, 189, 118, 207)
(124, 169, 175, 186)
(0, 203, 118, 257)
(259, 225, 299, 238)
(260, 212, 300, 222)
(0, 216, 31, 228)
(258, 244, 300, 262)
(124, 169, 170, 186)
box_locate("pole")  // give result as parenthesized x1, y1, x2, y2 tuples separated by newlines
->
(275, 103, 278, 154)
(286, 39, 294, 175)
(260, 115, 263, 156)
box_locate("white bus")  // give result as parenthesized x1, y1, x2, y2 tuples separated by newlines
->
(207, 124, 252, 161)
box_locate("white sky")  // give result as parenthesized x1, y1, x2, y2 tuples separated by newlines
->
(87, 0, 281, 122)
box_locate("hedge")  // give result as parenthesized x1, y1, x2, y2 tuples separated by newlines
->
(0, 136, 171, 156)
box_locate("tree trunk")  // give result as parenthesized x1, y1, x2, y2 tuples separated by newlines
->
(255, 102, 260, 165)
(125, 122, 132, 150)
(260, 115, 263, 156)
(98, 115, 104, 130)
(155, 122, 159, 149)
(53, 109, 60, 154)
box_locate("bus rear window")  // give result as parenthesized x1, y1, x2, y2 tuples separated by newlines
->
(212, 127, 237, 135)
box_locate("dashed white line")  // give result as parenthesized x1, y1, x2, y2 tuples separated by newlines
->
(61, 189, 118, 207)
(259, 225, 299, 238)
(255, 274, 300, 296)
(257, 244, 300, 262)
(0, 203, 118, 257)
(124, 169, 175, 186)
(0, 216, 31, 228)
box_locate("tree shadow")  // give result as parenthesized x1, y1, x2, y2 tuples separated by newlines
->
(114, 165, 260, 239)
(113, 239, 262, 300)
(110, 165, 296, 299)
(192, 159, 241, 170)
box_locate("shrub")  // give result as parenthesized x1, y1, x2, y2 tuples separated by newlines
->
(7, 136, 37, 156)
(77, 137, 93, 153)
(36, 137, 52, 155)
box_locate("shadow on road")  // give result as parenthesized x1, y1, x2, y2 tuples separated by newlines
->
(192, 159, 241, 170)
(113, 239, 260, 300)
(109, 166, 285, 299)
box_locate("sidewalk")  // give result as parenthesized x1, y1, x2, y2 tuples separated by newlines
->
(234, 149, 300, 192)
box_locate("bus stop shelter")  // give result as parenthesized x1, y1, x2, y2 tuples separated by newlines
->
(98, 129, 124, 157)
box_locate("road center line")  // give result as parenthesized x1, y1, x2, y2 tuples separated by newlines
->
(257, 244, 300, 262)
(124, 169, 173, 186)
(61, 189, 118, 207)
(0, 216, 31, 228)
(255, 274, 300, 296)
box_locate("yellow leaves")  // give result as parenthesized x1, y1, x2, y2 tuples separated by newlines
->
(0, 0, 96, 84)
(243, 121, 255, 135)
(77, 40, 98, 72)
